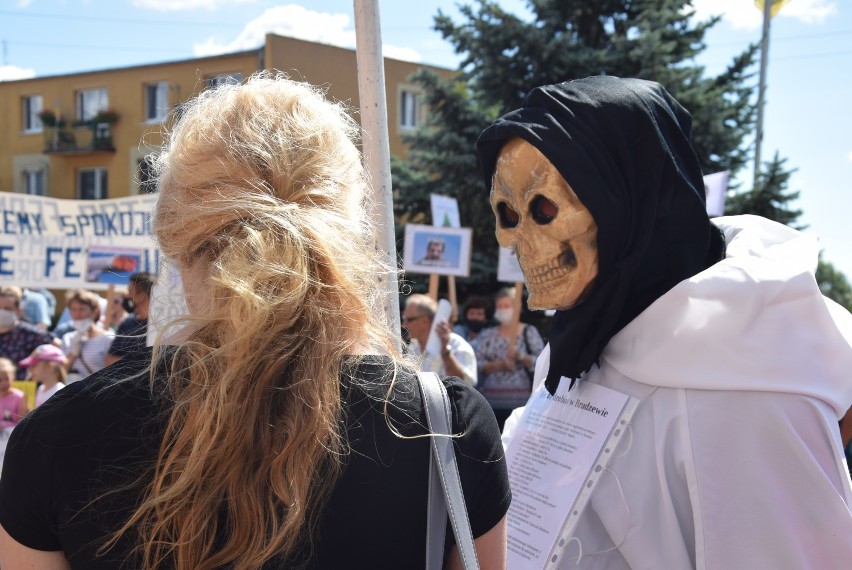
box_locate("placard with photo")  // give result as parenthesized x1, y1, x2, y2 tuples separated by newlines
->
(403, 224, 472, 277)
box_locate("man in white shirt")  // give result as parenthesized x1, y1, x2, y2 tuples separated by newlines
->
(402, 294, 477, 386)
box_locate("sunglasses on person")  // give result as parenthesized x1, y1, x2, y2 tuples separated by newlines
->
(401, 314, 427, 324)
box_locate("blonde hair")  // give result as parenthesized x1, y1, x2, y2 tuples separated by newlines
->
(0, 286, 22, 308)
(0, 357, 16, 377)
(116, 73, 399, 568)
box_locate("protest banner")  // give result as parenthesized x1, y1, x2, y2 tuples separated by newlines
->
(0, 191, 159, 290)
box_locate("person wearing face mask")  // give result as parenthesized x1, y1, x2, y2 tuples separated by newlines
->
(104, 272, 154, 367)
(59, 289, 114, 384)
(452, 295, 492, 353)
(0, 287, 56, 379)
(475, 287, 544, 429)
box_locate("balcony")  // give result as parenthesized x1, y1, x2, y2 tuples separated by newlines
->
(39, 110, 117, 155)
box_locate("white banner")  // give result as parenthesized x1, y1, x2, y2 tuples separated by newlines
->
(0, 192, 159, 290)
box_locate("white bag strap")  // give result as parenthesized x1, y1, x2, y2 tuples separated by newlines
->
(418, 371, 480, 570)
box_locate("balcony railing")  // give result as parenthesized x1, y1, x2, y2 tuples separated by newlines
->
(43, 122, 115, 154)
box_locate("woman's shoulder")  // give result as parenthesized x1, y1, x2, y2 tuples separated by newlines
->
(15, 348, 157, 440)
(343, 355, 501, 438)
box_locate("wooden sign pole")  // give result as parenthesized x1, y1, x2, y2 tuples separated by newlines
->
(507, 281, 524, 357)
(427, 274, 439, 301)
(447, 275, 458, 324)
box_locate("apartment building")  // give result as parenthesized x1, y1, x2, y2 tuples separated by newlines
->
(0, 33, 452, 201)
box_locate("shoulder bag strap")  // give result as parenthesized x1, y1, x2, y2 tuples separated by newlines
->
(418, 371, 480, 570)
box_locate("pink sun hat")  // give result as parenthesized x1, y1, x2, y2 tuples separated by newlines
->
(19, 344, 66, 367)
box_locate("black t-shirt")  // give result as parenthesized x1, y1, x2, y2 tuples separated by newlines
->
(0, 349, 510, 568)
(106, 316, 148, 357)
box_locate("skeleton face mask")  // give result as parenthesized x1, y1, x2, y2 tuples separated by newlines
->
(491, 138, 598, 310)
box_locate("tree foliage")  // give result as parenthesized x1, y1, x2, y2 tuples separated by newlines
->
(725, 151, 803, 227)
(726, 152, 852, 309)
(394, 0, 760, 301)
(817, 260, 852, 312)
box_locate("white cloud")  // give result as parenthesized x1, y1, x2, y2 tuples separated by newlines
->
(0, 65, 36, 82)
(132, 0, 258, 10)
(382, 45, 423, 63)
(17, 0, 33, 7)
(193, 4, 421, 62)
(691, 0, 837, 31)
(780, 0, 838, 23)
(847, 150, 852, 162)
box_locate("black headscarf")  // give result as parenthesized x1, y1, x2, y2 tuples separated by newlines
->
(476, 76, 725, 394)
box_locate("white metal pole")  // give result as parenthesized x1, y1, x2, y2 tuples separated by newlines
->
(753, 0, 773, 190)
(353, 0, 401, 349)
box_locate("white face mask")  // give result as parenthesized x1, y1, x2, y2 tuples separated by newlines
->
(71, 318, 93, 332)
(0, 310, 16, 328)
(494, 308, 514, 325)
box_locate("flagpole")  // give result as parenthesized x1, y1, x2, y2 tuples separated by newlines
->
(353, 0, 402, 350)
(753, 0, 773, 191)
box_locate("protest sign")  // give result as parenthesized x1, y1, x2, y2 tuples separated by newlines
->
(0, 192, 158, 290)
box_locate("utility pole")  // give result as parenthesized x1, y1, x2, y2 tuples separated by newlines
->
(353, 0, 402, 349)
(753, 0, 774, 191)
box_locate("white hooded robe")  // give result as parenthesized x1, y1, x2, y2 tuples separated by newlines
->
(504, 215, 852, 569)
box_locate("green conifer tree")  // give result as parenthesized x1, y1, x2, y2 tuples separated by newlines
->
(395, 0, 758, 298)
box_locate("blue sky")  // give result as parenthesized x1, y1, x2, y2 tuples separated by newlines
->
(2, 0, 850, 278)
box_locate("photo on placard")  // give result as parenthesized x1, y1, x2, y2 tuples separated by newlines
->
(84, 246, 141, 284)
(403, 224, 472, 277)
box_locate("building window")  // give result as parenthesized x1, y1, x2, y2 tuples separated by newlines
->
(78, 168, 108, 200)
(23, 170, 46, 196)
(22, 95, 43, 132)
(400, 89, 421, 130)
(205, 72, 243, 89)
(76, 88, 109, 122)
(137, 157, 157, 193)
(145, 82, 169, 122)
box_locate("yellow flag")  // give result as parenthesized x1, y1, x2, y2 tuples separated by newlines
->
(755, 0, 792, 18)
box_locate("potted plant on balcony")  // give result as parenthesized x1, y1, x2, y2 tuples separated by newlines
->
(90, 109, 119, 151)
(38, 110, 66, 128)
(38, 109, 56, 127)
(94, 109, 119, 124)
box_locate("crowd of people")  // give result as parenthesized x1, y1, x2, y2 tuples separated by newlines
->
(0, 274, 155, 429)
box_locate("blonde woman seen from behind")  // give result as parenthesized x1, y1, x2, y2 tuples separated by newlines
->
(0, 73, 509, 570)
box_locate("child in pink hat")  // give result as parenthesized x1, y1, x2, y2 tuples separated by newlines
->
(19, 344, 67, 408)
(0, 358, 27, 429)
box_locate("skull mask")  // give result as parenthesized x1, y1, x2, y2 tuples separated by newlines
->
(491, 138, 598, 310)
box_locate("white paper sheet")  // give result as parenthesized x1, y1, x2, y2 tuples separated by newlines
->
(504, 380, 638, 568)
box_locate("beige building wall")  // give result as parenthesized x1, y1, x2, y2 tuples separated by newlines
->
(0, 34, 452, 200)
(264, 35, 450, 158)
